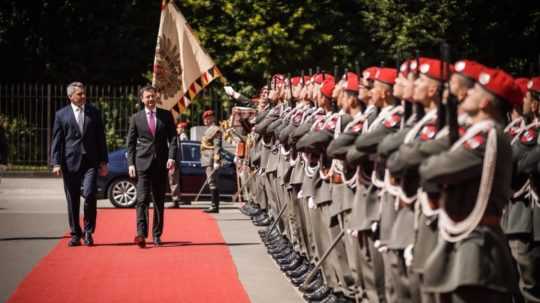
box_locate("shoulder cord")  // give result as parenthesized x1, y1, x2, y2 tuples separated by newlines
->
(439, 120, 496, 243)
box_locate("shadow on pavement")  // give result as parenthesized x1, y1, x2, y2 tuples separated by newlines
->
(0, 236, 70, 241)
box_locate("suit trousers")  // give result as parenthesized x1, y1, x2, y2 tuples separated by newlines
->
(136, 159, 167, 238)
(62, 155, 98, 237)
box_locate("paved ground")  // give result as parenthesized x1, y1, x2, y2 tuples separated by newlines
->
(0, 177, 303, 303)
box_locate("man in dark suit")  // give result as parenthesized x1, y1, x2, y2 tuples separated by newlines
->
(127, 85, 177, 248)
(51, 82, 109, 247)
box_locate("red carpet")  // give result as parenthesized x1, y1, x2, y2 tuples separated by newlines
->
(8, 209, 251, 303)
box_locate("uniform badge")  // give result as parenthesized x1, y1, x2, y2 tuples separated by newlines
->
(324, 116, 338, 131)
(383, 113, 401, 129)
(351, 122, 364, 133)
(419, 124, 437, 141)
(520, 128, 537, 145)
(464, 133, 486, 150)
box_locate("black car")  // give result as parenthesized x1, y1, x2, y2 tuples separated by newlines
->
(97, 140, 237, 207)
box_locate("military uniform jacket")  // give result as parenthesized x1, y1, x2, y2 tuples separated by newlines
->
(502, 120, 540, 240)
(419, 121, 517, 293)
(201, 124, 222, 168)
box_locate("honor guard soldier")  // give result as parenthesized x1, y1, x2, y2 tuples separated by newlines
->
(201, 110, 223, 213)
(502, 76, 540, 303)
(419, 67, 521, 302)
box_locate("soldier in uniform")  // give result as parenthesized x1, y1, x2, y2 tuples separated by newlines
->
(200, 110, 223, 213)
(502, 76, 540, 303)
(419, 67, 521, 302)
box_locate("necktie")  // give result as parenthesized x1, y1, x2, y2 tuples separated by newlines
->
(77, 108, 84, 134)
(148, 111, 156, 136)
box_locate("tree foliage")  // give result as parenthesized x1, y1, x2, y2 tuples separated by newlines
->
(1, 0, 539, 91)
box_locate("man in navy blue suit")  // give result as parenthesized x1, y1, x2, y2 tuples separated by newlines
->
(51, 82, 109, 247)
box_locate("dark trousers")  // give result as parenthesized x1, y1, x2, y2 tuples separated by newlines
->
(136, 159, 167, 238)
(62, 156, 98, 237)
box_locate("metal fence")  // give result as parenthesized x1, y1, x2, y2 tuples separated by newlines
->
(0, 83, 228, 170)
(0, 83, 140, 170)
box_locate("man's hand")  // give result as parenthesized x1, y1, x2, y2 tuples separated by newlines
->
(224, 86, 239, 99)
(213, 162, 220, 170)
(52, 165, 62, 176)
(167, 159, 175, 173)
(128, 165, 136, 178)
(99, 163, 109, 177)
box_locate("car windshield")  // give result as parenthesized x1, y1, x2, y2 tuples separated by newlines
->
(182, 143, 201, 162)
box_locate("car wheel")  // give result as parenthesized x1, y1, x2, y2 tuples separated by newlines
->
(108, 178, 137, 208)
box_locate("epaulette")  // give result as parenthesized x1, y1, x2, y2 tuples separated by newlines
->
(383, 112, 401, 129)
(519, 127, 538, 146)
(419, 123, 437, 141)
(463, 132, 486, 150)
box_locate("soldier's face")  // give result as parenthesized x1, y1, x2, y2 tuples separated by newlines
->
(203, 116, 214, 126)
(69, 88, 86, 107)
(462, 84, 488, 116)
(413, 75, 437, 105)
(358, 86, 370, 104)
(141, 90, 157, 110)
(371, 81, 390, 106)
(450, 74, 470, 102)
(402, 74, 416, 101)
(393, 75, 405, 98)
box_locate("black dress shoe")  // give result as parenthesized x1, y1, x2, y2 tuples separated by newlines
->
(134, 235, 146, 248)
(277, 252, 299, 265)
(203, 206, 219, 213)
(83, 232, 94, 246)
(291, 269, 310, 286)
(287, 263, 310, 278)
(153, 237, 162, 247)
(299, 276, 324, 293)
(272, 247, 295, 259)
(303, 285, 331, 301)
(318, 293, 339, 303)
(68, 236, 81, 247)
(280, 256, 303, 271)
(252, 213, 267, 221)
(268, 244, 291, 255)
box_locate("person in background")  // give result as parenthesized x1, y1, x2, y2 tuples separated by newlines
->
(168, 121, 189, 208)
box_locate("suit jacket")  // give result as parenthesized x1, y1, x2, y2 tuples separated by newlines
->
(127, 108, 177, 172)
(51, 103, 108, 173)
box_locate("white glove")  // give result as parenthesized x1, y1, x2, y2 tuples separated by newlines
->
(308, 197, 315, 209)
(213, 162, 220, 170)
(224, 86, 240, 99)
(371, 222, 379, 233)
(404, 244, 414, 267)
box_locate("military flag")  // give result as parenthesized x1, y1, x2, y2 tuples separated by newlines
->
(152, 0, 223, 115)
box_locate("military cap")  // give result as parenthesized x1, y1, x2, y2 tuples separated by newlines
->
(344, 72, 359, 92)
(362, 66, 379, 81)
(290, 76, 302, 86)
(313, 73, 335, 84)
(374, 68, 398, 86)
(321, 79, 336, 98)
(454, 60, 485, 81)
(478, 67, 523, 107)
(418, 57, 453, 81)
(514, 78, 529, 96)
(202, 110, 214, 119)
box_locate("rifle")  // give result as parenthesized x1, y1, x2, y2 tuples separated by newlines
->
(414, 50, 425, 121)
(399, 52, 412, 128)
(302, 229, 346, 288)
(436, 42, 448, 132)
(287, 72, 295, 108)
(441, 42, 459, 143)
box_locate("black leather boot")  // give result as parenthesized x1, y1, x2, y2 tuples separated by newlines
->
(204, 189, 220, 213)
